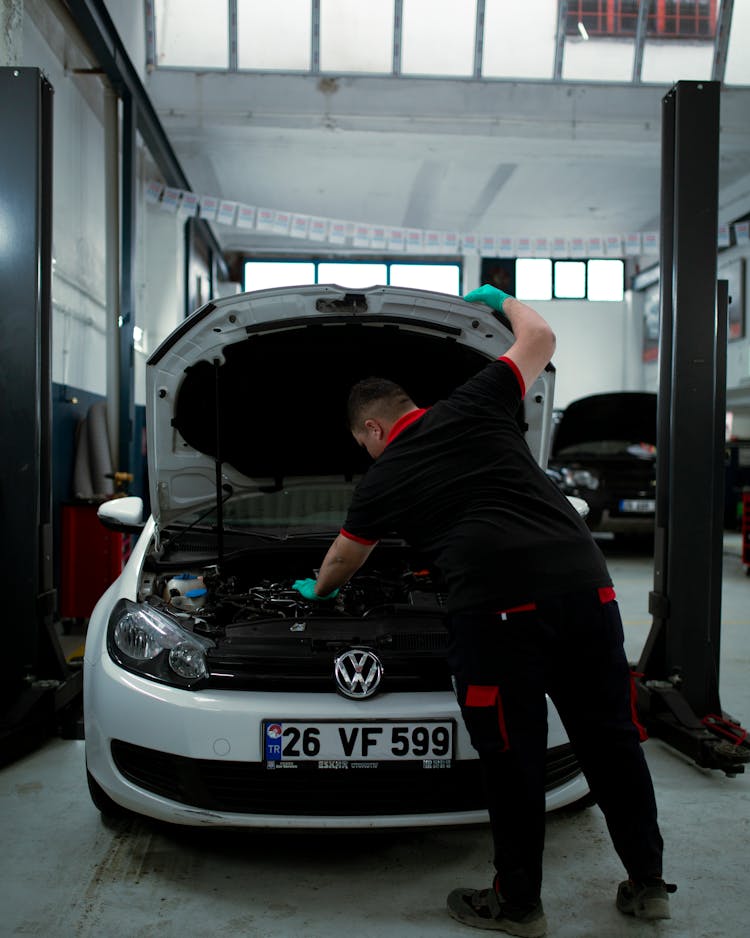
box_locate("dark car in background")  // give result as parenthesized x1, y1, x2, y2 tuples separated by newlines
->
(548, 392, 657, 538)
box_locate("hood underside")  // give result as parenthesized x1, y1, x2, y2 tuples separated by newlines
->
(146, 285, 556, 529)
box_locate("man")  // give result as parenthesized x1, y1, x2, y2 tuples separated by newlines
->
(293, 284, 673, 937)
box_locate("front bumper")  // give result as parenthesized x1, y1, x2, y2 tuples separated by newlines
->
(84, 646, 589, 828)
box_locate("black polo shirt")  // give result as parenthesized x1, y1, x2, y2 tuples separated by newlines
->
(341, 357, 612, 614)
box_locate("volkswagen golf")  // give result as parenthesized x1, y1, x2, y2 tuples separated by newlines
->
(84, 284, 591, 828)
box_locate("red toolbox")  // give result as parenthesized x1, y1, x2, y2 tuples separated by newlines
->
(59, 503, 124, 619)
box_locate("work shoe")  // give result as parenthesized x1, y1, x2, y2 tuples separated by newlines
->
(447, 884, 547, 936)
(616, 878, 677, 920)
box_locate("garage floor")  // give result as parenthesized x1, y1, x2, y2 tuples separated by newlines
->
(2, 537, 748, 938)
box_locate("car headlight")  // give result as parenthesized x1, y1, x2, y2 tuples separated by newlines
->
(560, 468, 599, 491)
(108, 599, 214, 688)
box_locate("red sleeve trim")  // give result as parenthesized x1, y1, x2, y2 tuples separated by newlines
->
(497, 355, 526, 399)
(339, 528, 378, 546)
(598, 586, 616, 604)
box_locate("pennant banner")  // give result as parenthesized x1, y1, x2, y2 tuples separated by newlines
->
(146, 182, 748, 257)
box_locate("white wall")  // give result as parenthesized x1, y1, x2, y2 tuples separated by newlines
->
(637, 241, 750, 429)
(142, 204, 186, 350)
(519, 298, 636, 410)
(19, 3, 185, 407)
(22, 15, 109, 396)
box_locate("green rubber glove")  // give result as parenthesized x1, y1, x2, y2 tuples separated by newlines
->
(463, 284, 513, 311)
(292, 578, 339, 601)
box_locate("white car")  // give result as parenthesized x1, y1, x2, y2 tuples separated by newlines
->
(84, 284, 590, 828)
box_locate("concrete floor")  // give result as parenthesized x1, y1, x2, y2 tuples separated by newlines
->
(2, 538, 748, 938)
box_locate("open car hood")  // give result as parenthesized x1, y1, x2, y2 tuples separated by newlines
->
(146, 285, 556, 532)
(552, 392, 657, 455)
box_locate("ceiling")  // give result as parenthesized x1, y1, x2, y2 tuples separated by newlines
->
(142, 0, 750, 259)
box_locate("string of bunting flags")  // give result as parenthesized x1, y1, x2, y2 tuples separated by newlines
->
(146, 180, 749, 258)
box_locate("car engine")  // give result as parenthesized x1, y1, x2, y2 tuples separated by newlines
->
(139, 548, 447, 639)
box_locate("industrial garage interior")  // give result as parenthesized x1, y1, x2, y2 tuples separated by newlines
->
(1, 1, 749, 936)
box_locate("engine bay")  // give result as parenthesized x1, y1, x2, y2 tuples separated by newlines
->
(140, 543, 448, 640)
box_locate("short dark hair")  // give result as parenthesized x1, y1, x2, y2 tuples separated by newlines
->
(347, 377, 414, 430)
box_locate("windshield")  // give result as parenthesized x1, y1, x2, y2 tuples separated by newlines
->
(171, 478, 359, 532)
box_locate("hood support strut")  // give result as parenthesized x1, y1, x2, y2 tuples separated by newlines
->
(214, 358, 225, 572)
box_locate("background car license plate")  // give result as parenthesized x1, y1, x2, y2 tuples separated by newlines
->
(619, 498, 655, 513)
(263, 720, 453, 763)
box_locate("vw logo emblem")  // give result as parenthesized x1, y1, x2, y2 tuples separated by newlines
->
(333, 649, 384, 699)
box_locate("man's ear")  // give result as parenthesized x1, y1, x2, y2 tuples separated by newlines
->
(364, 417, 384, 439)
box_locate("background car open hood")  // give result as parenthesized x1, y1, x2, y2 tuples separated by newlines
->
(552, 392, 657, 454)
(146, 285, 556, 531)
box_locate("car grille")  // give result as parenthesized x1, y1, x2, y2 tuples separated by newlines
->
(205, 627, 453, 692)
(597, 463, 654, 510)
(111, 739, 583, 816)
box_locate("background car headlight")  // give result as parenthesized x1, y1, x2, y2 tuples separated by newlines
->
(108, 600, 214, 688)
(560, 468, 599, 491)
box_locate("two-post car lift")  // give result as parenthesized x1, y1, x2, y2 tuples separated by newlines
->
(635, 80, 750, 776)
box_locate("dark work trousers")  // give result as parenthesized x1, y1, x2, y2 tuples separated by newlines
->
(447, 589, 663, 906)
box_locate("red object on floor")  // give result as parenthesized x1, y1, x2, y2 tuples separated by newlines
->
(60, 503, 124, 619)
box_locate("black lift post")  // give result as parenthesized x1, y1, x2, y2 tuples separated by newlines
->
(636, 80, 750, 776)
(0, 68, 82, 765)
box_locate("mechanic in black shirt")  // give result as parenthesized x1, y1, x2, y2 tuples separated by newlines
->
(293, 284, 673, 936)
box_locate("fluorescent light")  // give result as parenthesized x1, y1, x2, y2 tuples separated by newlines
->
(577, 21, 589, 41)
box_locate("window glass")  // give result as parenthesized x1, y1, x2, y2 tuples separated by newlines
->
(587, 260, 624, 301)
(554, 261, 586, 298)
(563, 36, 635, 81)
(244, 262, 316, 290)
(154, 0, 228, 68)
(320, 0, 393, 73)
(725, 0, 750, 86)
(237, 0, 311, 70)
(401, 0, 477, 76)
(515, 259, 552, 301)
(641, 0, 717, 84)
(317, 263, 388, 288)
(483, 0, 558, 79)
(389, 264, 461, 294)
(641, 40, 714, 83)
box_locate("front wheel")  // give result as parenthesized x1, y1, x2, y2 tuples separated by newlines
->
(86, 768, 130, 822)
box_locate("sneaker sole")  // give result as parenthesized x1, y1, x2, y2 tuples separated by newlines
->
(633, 898, 671, 920)
(617, 895, 672, 920)
(447, 889, 548, 937)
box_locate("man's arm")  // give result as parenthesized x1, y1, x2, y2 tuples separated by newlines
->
(464, 286, 556, 394)
(314, 533, 376, 596)
(501, 296, 556, 394)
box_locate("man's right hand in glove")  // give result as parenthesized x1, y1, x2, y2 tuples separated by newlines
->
(292, 578, 339, 601)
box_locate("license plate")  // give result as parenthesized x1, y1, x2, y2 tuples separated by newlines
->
(263, 720, 454, 763)
(619, 499, 655, 513)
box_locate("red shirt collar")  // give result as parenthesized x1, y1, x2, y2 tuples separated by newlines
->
(385, 408, 428, 446)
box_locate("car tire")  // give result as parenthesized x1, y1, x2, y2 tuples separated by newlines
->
(551, 790, 597, 817)
(86, 768, 130, 822)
